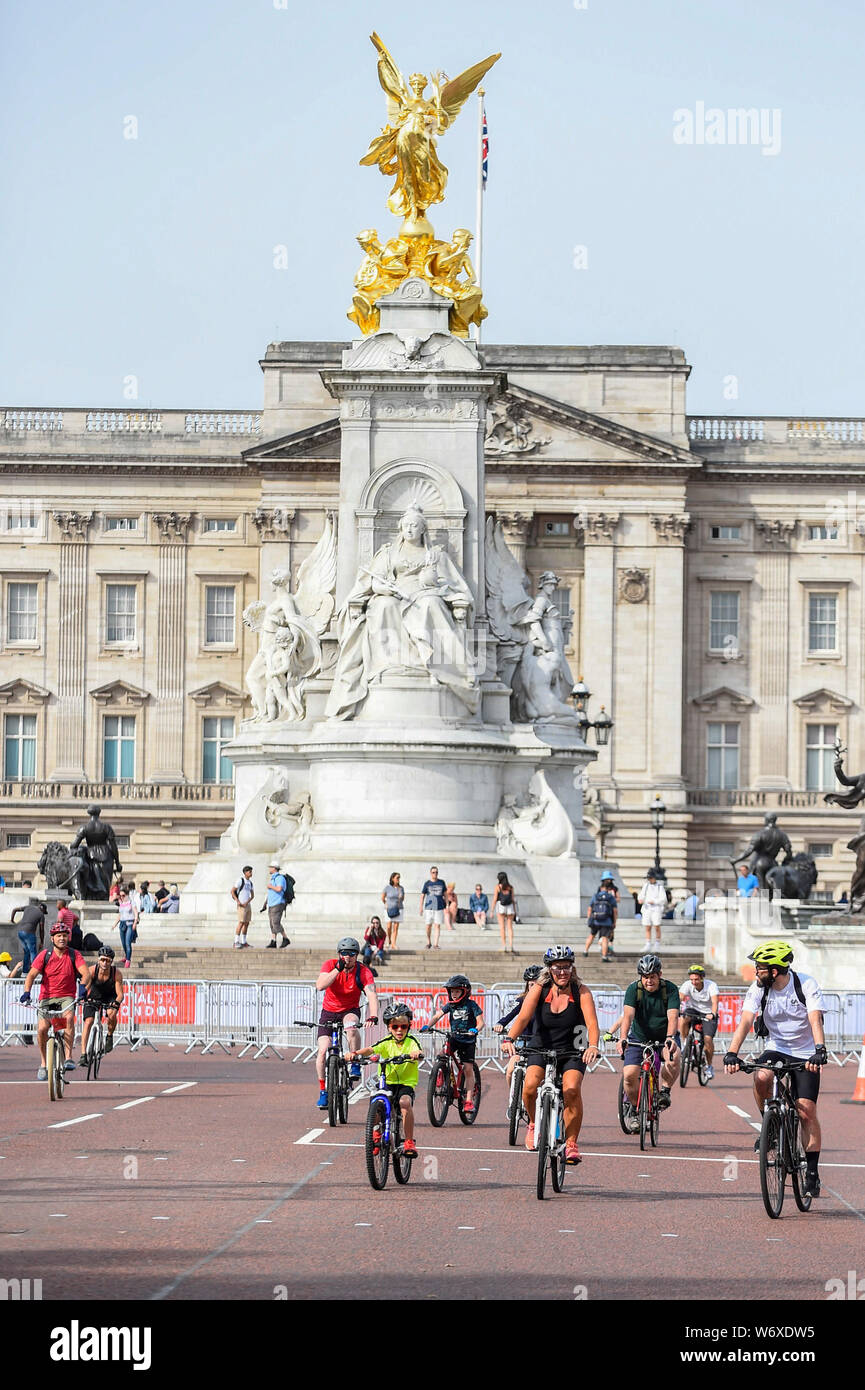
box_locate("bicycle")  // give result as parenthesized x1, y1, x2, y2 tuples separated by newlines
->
(294, 1018, 356, 1125)
(634, 1040, 665, 1150)
(679, 1011, 709, 1088)
(83, 1003, 113, 1081)
(507, 1042, 530, 1147)
(735, 1057, 813, 1219)
(425, 1028, 481, 1127)
(533, 1049, 568, 1200)
(32, 1003, 69, 1102)
(362, 1054, 418, 1190)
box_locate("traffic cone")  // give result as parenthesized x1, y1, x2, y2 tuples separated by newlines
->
(841, 1036, 865, 1105)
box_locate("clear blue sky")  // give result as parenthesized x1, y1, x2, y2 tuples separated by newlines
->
(1, 0, 862, 415)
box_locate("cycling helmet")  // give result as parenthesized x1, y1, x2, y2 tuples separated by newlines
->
(523, 964, 542, 983)
(49, 922, 71, 935)
(748, 940, 794, 969)
(98, 946, 116, 960)
(543, 945, 575, 965)
(637, 953, 663, 976)
(445, 973, 471, 993)
(383, 1003, 413, 1024)
(688, 963, 705, 975)
(337, 937, 361, 955)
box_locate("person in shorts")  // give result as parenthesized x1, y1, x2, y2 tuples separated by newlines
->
(231, 866, 254, 949)
(583, 880, 618, 962)
(80, 946, 124, 1062)
(424, 974, 484, 1115)
(678, 964, 720, 1078)
(381, 871, 404, 951)
(265, 862, 290, 947)
(19, 922, 91, 1079)
(314, 937, 379, 1110)
(349, 1003, 423, 1156)
(420, 867, 446, 950)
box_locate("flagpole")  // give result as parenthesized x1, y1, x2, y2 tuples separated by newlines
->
(475, 87, 485, 344)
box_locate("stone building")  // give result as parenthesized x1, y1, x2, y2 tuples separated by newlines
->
(2, 343, 863, 899)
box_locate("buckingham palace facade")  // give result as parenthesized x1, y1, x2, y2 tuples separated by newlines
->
(2, 341, 864, 899)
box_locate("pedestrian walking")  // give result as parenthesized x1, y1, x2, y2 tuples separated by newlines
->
(381, 871, 405, 950)
(637, 869, 667, 949)
(231, 866, 254, 949)
(265, 861, 292, 948)
(492, 870, 517, 954)
(113, 886, 139, 967)
(420, 867, 446, 950)
(583, 880, 618, 962)
(10, 898, 47, 973)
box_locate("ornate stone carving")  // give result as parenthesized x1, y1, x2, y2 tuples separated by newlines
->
(494, 774, 574, 858)
(651, 513, 691, 544)
(251, 507, 295, 541)
(498, 511, 534, 568)
(52, 510, 92, 540)
(152, 511, 192, 542)
(341, 398, 371, 420)
(583, 512, 620, 543)
(618, 568, 649, 604)
(485, 400, 551, 456)
(89, 680, 149, 707)
(755, 518, 796, 548)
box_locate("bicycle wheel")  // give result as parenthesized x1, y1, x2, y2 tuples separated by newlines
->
(759, 1107, 785, 1219)
(392, 1112, 413, 1185)
(789, 1114, 812, 1213)
(458, 1066, 482, 1125)
(638, 1074, 650, 1151)
(86, 1026, 100, 1081)
(679, 1035, 692, 1088)
(337, 1061, 349, 1125)
(92, 1038, 103, 1081)
(46, 1034, 59, 1101)
(427, 1057, 450, 1127)
(365, 1099, 390, 1190)
(326, 1054, 340, 1127)
(550, 1107, 566, 1194)
(650, 1091, 659, 1147)
(696, 1042, 709, 1087)
(536, 1092, 552, 1200)
(507, 1065, 524, 1146)
(617, 1074, 630, 1135)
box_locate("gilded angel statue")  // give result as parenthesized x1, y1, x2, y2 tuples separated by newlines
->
(242, 514, 337, 723)
(360, 32, 500, 237)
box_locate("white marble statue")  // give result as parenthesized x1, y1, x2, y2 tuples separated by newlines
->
(243, 515, 337, 722)
(494, 774, 574, 858)
(485, 518, 578, 725)
(236, 769, 314, 853)
(326, 503, 478, 719)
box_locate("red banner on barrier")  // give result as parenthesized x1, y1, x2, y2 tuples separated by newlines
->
(119, 983, 197, 1027)
(377, 988, 487, 1030)
(716, 992, 745, 1034)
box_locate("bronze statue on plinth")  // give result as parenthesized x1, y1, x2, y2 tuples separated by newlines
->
(69, 805, 122, 900)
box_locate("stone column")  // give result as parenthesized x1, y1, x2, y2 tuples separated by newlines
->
(649, 514, 690, 790)
(149, 512, 191, 782)
(754, 520, 795, 788)
(51, 510, 92, 779)
(582, 512, 619, 782)
(499, 511, 534, 569)
(251, 506, 295, 585)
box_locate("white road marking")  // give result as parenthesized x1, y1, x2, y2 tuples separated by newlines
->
(661, 1233, 679, 1238)
(348, 1087, 370, 1106)
(161, 1082, 197, 1095)
(750, 1122, 762, 1131)
(254, 1219, 273, 1224)
(728, 1105, 753, 1119)
(49, 1113, 102, 1129)
(75, 1155, 89, 1159)
(767, 1237, 783, 1241)
(114, 1097, 155, 1110)
(558, 1229, 576, 1233)
(152, 1217, 170, 1221)
(49, 1213, 67, 1217)
(295, 1127, 326, 1144)
(153, 1157, 168, 1162)
(822, 1184, 865, 1224)
(355, 1222, 372, 1227)
(232, 1159, 247, 1163)
(457, 1226, 475, 1230)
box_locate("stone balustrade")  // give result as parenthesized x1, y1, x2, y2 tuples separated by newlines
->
(687, 787, 824, 809)
(688, 416, 865, 446)
(0, 779, 234, 803)
(2, 408, 261, 436)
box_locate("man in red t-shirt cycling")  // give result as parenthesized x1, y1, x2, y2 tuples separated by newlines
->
(313, 937, 379, 1110)
(19, 922, 91, 1080)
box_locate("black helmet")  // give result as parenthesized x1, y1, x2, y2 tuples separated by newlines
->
(337, 937, 360, 954)
(523, 964, 542, 983)
(445, 974, 471, 996)
(98, 946, 116, 960)
(637, 953, 663, 976)
(543, 945, 575, 965)
(383, 1003, 413, 1024)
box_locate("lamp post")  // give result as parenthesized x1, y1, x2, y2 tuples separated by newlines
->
(650, 793, 666, 881)
(570, 676, 613, 746)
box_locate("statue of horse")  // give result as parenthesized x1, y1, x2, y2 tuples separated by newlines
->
(36, 841, 85, 899)
(765, 852, 818, 901)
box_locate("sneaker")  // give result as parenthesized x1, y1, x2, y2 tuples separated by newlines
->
(279, 937, 290, 948)
(754, 1135, 761, 1152)
(657, 1086, 671, 1110)
(565, 1140, 582, 1165)
(600, 955, 610, 964)
(349, 1063, 361, 1080)
(704, 1064, 714, 1080)
(402, 1139, 418, 1157)
(233, 941, 242, 949)
(462, 1098, 475, 1114)
(371, 1126, 382, 1155)
(64, 1059, 76, 1072)
(79, 1054, 88, 1067)
(316, 1091, 328, 1109)
(123, 959, 131, 968)
(627, 1115, 640, 1134)
(803, 1174, 821, 1198)
(525, 1122, 535, 1151)
(266, 940, 277, 949)
(37, 1067, 48, 1081)
(105, 1036, 113, 1054)
(583, 950, 590, 957)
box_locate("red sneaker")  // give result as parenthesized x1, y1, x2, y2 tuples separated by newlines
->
(565, 1140, 582, 1165)
(402, 1140, 418, 1157)
(525, 1122, 535, 1151)
(462, 1098, 475, 1114)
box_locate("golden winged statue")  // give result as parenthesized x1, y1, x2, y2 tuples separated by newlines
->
(360, 33, 500, 239)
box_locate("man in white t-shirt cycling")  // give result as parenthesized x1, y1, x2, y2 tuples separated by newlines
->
(231, 866, 254, 949)
(724, 939, 826, 1199)
(678, 964, 720, 1079)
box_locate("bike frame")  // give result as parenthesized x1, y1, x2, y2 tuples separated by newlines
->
(637, 1041, 663, 1113)
(533, 1053, 565, 1153)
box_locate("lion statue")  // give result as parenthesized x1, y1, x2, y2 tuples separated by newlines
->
(36, 841, 85, 899)
(765, 852, 818, 902)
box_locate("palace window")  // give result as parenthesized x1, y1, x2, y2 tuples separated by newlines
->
(202, 716, 235, 784)
(203, 518, 236, 533)
(708, 841, 735, 858)
(709, 591, 740, 651)
(808, 525, 839, 541)
(7, 582, 38, 642)
(103, 715, 135, 782)
(105, 584, 137, 644)
(4, 714, 36, 780)
(706, 722, 739, 789)
(808, 842, 833, 857)
(205, 586, 235, 645)
(104, 517, 138, 531)
(543, 520, 571, 537)
(710, 525, 741, 540)
(203, 836, 222, 853)
(807, 593, 837, 652)
(805, 723, 837, 791)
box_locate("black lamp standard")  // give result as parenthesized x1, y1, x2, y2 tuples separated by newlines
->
(570, 676, 613, 746)
(650, 794, 666, 880)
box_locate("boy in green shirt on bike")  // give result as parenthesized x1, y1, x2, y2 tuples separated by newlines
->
(349, 1003, 424, 1155)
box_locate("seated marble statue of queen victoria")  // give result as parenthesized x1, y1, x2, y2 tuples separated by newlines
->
(326, 504, 479, 719)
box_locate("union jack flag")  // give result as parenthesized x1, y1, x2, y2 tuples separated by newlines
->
(481, 107, 489, 188)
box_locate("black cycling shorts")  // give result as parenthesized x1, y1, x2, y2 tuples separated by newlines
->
(524, 1051, 587, 1077)
(386, 1083, 415, 1105)
(83, 999, 118, 1021)
(753, 1051, 821, 1104)
(449, 1037, 477, 1064)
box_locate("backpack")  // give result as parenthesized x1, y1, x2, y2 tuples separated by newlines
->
(753, 970, 809, 1040)
(37, 947, 86, 981)
(591, 892, 614, 926)
(635, 979, 668, 1011)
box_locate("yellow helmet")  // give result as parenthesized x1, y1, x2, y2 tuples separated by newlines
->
(748, 940, 794, 968)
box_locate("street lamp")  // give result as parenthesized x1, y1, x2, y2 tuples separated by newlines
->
(569, 677, 614, 745)
(650, 793, 666, 880)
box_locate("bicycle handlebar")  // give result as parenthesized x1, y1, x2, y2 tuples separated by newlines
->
(733, 1057, 808, 1075)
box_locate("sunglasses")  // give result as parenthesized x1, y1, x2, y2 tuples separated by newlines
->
(389, 1022, 410, 1029)
(550, 962, 571, 970)
(340, 951, 358, 958)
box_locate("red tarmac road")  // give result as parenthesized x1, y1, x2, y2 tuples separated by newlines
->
(2, 1045, 863, 1301)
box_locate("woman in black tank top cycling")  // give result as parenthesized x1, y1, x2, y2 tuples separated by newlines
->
(79, 947, 124, 1064)
(502, 946, 599, 1165)
(492, 870, 518, 954)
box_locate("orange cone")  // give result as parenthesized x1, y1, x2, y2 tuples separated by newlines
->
(841, 1036, 865, 1105)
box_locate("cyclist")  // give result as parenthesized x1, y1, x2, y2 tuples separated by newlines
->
(678, 964, 719, 1079)
(314, 938, 379, 1111)
(494, 964, 542, 1103)
(425, 974, 483, 1115)
(349, 1003, 424, 1157)
(724, 940, 826, 1198)
(502, 946, 600, 1164)
(618, 953, 680, 1132)
(79, 946, 124, 1064)
(19, 922, 91, 1080)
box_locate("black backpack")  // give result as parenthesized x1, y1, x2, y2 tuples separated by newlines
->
(753, 970, 809, 1040)
(635, 979, 669, 1011)
(591, 892, 614, 926)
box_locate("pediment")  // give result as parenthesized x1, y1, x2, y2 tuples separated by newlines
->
(243, 417, 341, 466)
(188, 681, 246, 709)
(793, 687, 853, 714)
(0, 678, 51, 706)
(89, 680, 149, 707)
(692, 685, 755, 712)
(489, 385, 700, 469)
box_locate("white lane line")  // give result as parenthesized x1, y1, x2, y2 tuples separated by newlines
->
(295, 1127, 326, 1144)
(75, 1155, 89, 1159)
(161, 1082, 197, 1095)
(232, 1159, 247, 1163)
(822, 1184, 865, 1224)
(661, 1233, 679, 1238)
(558, 1229, 576, 1233)
(749, 1122, 762, 1131)
(728, 1105, 753, 1119)
(152, 1217, 170, 1221)
(49, 1113, 102, 1129)
(355, 1222, 372, 1227)
(457, 1226, 475, 1230)
(348, 1087, 370, 1106)
(153, 1157, 168, 1162)
(254, 1219, 273, 1224)
(49, 1213, 67, 1218)
(114, 1097, 155, 1111)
